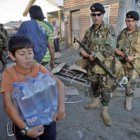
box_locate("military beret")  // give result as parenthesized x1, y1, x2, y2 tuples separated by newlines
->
(90, 3, 105, 14)
(126, 11, 139, 21)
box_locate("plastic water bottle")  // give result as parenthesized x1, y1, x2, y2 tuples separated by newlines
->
(33, 72, 52, 125)
(12, 72, 58, 126)
(12, 83, 24, 119)
(18, 84, 41, 127)
(120, 76, 128, 85)
(21, 82, 35, 99)
(44, 73, 58, 118)
(12, 83, 20, 109)
(25, 72, 52, 125)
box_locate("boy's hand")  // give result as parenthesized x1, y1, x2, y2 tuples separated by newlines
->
(26, 125, 44, 138)
(54, 107, 65, 121)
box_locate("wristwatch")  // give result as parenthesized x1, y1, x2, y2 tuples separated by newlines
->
(20, 126, 30, 136)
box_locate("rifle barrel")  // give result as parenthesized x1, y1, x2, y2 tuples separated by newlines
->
(74, 37, 124, 90)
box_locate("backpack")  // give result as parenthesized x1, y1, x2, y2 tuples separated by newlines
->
(17, 20, 48, 63)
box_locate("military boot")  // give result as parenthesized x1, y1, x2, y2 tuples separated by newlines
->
(101, 106, 112, 126)
(84, 97, 100, 109)
(126, 96, 133, 111)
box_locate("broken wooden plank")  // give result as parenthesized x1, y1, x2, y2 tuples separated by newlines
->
(51, 62, 66, 74)
(68, 64, 87, 73)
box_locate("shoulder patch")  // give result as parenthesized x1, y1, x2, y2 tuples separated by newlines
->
(108, 26, 115, 36)
(85, 28, 91, 38)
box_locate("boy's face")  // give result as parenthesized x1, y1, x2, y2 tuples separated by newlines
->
(13, 48, 34, 69)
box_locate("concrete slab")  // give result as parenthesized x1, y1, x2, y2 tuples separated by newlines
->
(134, 88, 140, 98)
(55, 52, 62, 59)
(64, 85, 79, 96)
(57, 90, 140, 140)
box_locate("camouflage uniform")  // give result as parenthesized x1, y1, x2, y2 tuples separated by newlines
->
(117, 27, 140, 96)
(0, 24, 8, 51)
(0, 24, 8, 69)
(81, 22, 116, 106)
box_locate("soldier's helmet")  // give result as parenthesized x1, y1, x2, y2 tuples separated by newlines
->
(90, 3, 105, 14)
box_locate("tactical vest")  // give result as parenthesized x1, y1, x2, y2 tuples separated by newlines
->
(117, 27, 140, 70)
(82, 23, 116, 74)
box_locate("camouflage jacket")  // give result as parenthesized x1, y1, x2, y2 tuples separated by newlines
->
(81, 22, 116, 74)
(0, 25, 8, 52)
(117, 27, 140, 70)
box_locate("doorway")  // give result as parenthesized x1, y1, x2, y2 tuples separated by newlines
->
(71, 9, 81, 46)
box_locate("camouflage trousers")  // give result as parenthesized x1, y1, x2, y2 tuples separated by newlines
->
(87, 72, 115, 106)
(124, 68, 139, 97)
(0, 50, 7, 70)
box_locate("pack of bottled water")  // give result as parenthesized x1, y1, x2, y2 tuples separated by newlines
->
(12, 72, 58, 127)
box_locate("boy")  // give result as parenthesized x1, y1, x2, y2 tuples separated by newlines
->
(1, 36, 65, 140)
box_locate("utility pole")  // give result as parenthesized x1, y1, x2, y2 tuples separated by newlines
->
(23, 0, 36, 16)
(58, 10, 62, 40)
(132, 0, 140, 25)
(116, 0, 132, 35)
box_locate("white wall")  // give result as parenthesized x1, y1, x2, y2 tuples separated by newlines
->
(116, 0, 140, 35)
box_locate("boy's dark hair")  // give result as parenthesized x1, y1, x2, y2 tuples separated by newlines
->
(29, 5, 45, 21)
(8, 36, 33, 56)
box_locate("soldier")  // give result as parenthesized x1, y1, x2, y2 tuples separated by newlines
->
(0, 24, 8, 70)
(115, 11, 140, 111)
(80, 3, 116, 126)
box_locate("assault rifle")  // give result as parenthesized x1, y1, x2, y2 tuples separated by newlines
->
(121, 52, 139, 74)
(74, 37, 124, 89)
